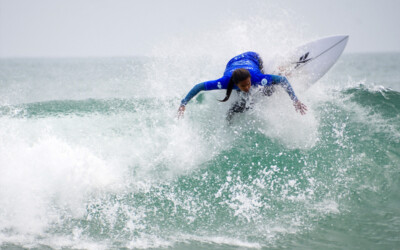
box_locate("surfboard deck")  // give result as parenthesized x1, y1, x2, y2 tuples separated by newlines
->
(267, 35, 349, 87)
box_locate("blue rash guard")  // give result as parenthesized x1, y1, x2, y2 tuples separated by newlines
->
(180, 51, 298, 106)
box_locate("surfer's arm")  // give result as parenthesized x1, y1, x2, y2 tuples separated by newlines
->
(178, 77, 229, 119)
(180, 83, 206, 106)
(266, 74, 308, 115)
(178, 83, 205, 119)
(180, 76, 229, 106)
(268, 75, 298, 102)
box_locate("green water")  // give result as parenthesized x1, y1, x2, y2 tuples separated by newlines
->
(0, 54, 399, 249)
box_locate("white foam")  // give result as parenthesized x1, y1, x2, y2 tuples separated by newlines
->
(253, 91, 319, 149)
(313, 200, 340, 214)
(178, 234, 262, 249)
(144, 12, 310, 103)
(127, 235, 173, 249)
(0, 117, 123, 237)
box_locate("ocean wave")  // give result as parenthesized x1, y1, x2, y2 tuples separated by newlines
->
(0, 98, 175, 118)
(342, 84, 400, 116)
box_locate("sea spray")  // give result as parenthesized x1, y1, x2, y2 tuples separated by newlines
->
(0, 13, 399, 250)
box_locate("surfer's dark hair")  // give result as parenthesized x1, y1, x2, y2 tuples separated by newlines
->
(220, 68, 251, 102)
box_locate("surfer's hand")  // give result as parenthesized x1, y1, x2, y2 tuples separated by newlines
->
(177, 105, 186, 119)
(294, 100, 307, 115)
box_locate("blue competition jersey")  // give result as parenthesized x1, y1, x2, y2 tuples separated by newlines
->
(203, 51, 265, 91)
(181, 51, 298, 105)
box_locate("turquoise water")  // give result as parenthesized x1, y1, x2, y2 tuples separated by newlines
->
(0, 52, 399, 249)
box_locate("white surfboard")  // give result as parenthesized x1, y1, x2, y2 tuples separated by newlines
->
(268, 35, 349, 87)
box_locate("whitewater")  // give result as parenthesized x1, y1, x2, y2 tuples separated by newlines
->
(0, 18, 399, 250)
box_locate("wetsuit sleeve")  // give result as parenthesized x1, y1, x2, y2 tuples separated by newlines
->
(265, 74, 298, 102)
(180, 83, 206, 106)
(180, 76, 229, 106)
(203, 76, 230, 90)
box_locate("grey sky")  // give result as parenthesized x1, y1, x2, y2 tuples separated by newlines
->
(0, 0, 399, 57)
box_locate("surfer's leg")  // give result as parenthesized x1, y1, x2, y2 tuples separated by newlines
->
(226, 99, 246, 122)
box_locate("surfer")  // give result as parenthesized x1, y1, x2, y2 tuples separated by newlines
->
(177, 51, 307, 120)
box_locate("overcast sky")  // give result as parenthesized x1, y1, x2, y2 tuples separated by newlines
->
(0, 0, 399, 58)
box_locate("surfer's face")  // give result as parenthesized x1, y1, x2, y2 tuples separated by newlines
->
(237, 77, 251, 92)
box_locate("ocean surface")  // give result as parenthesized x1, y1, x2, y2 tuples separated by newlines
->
(0, 52, 399, 250)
